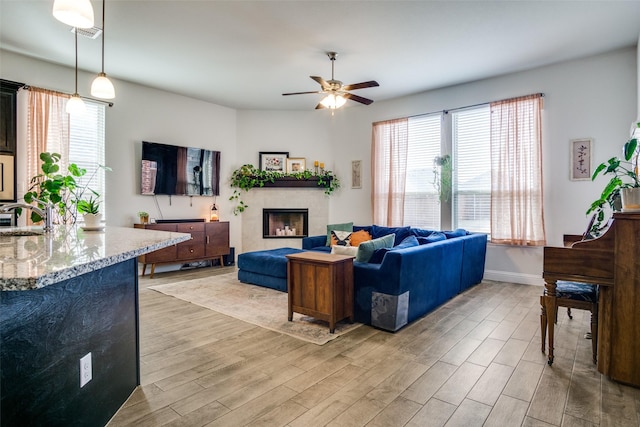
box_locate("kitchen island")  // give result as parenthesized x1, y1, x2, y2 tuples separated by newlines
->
(0, 226, 190, 426)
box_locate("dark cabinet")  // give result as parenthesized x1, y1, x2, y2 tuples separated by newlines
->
(0, 80, 22, 155)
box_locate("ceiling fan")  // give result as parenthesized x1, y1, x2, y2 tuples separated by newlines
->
(282, 52, 379, 109)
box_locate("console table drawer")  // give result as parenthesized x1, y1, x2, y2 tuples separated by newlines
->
(177, 243, 206, 260)
(177, 223, 205, 233)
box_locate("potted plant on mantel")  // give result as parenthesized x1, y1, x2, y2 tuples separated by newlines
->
(229, 164, 340, 215)
(587, 123, 640, 235)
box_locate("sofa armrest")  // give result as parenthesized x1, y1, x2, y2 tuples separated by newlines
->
(302, 235, 326, 250)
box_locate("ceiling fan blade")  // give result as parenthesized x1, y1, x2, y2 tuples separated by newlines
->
(310, 76, 330, 90)
(282, 91, 322, 96)
(342, 80, 379, 91)
(315, 102, 326, 110)
(343, 92, 374, 105)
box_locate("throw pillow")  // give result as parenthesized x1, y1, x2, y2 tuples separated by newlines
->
(355, 233, 395, 263)
(325, 222, 353, 246)
(395, 235, 420, 249)
(350, 229, 372, 247)
(371, 225, 412, 246)
(411, 228, 436, 238)
(416, 232, 447, 244)
(368, 248, 390, 264)
(443, 228, 468, 239)
(330, 230, 352, 246)
(330, 245, 358, 257)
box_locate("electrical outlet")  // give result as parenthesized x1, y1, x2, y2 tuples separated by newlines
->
(80, 352, 92, 388)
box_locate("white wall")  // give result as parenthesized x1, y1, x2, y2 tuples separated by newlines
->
(1, 49, 242, 256)
(237, 48, 637, 284)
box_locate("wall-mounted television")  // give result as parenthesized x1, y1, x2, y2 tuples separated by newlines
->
(141, 141, 220, 196)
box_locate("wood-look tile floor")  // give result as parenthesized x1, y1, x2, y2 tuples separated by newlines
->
(107, 266, 640, 426)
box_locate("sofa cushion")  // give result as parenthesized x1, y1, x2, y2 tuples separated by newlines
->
(356, 233, 395, 263)
(368, 248, 390, 264)
(395, 235, 420, 249)
(411, 228, 436, 237)
(371, 225, 412, 246)
(417, 232, 447, 244)
(350, 229, 372, 247)
(368, 235, 419, 264)
(326, 222, 353, 245)
(330, 230, 352, 246)
(444, 228, 468, 239)
(331, 245, 358, 256)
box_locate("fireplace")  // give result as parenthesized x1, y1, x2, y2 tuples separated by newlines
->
(263, 208, 308, 238)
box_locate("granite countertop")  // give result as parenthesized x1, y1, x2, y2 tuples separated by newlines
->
(0, 226, 191, 291)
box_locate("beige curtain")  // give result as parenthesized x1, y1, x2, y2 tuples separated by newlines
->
(371, 118, 409, 226)
(27, 88, 70, 223)
(490, 94, 546, 245)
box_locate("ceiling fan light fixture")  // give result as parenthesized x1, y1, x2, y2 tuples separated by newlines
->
(320, 94, 347, 109)
(91, 73, 115, 99)
(53, 0, 94, 29)
(66, 94, 86, 114)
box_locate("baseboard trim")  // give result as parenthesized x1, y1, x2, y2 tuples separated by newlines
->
(484, 270, 544, 286)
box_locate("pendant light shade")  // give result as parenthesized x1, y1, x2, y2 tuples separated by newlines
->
(67, 30, 86, 115)
(91, 72, 115, 99)
(91, 0, 115, 99)
(53, 0, 94, 29)
(320, 94, 347, 109)
(66, 94, 86, 114)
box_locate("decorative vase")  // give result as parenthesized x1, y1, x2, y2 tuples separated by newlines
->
(83, 213, 103, 228)
(139, 214, 149, 224)
(621, 187, 640, 211)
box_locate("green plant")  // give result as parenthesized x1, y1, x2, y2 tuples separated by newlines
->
(229, 164, 340, 214)
(586, 125, 639, 235)
(432, 155, 452, 203)
(23, 152, 110, 224)
(138, 211, 149, 217)
(77, 195, 100, 215)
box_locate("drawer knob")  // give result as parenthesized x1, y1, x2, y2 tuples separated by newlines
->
(190, 226, 194, 230)
(190, 249, 194, 253)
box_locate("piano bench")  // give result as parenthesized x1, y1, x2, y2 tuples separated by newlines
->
(540, 281, 598, 366)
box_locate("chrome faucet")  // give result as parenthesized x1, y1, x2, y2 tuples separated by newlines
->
(0, 198, 54, 232)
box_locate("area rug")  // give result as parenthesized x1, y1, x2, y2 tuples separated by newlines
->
(148, 272, 362, 345)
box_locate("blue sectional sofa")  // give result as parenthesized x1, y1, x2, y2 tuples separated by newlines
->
(302, 225, 487, 331)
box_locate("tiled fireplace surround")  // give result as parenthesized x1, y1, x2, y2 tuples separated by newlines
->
(241, 188, 329, 252)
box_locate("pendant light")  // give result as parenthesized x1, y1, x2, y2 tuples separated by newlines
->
(91, 0, 115, 99)
(53, 0, 94, 29)
(66, 29, 86, 115)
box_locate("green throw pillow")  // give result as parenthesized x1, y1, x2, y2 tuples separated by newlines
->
(326, 222, 353, 246)
(355, 233, 395, 262)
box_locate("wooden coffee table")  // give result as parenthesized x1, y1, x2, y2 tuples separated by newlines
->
(285, 252, 354, 333)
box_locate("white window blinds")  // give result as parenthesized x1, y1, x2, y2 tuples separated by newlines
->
(452, 106, 491, 233)
(404, 114, 442, 229)
(68, 101, 106, 215)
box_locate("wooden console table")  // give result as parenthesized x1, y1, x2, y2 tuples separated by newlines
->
(286, 252, 354, 333)
(134, 221, 229, 278)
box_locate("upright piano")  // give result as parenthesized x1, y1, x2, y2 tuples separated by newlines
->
(542, 213, 640, 387)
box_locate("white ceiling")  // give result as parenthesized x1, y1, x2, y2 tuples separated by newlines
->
(2, 1, 639, 111)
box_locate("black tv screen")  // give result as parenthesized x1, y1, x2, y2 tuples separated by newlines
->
(141, 141, 220, 196)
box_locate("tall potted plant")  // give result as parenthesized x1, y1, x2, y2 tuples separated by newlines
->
(587, 124, 640, 235)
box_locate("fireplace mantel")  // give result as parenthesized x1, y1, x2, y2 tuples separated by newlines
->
(252, 176, 332, 189)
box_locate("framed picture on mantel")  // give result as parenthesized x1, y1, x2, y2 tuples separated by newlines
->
(259, 152, 288, 172)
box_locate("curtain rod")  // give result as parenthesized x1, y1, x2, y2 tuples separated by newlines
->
(21, 84, 114, 107)
(374, 92, 544, 124)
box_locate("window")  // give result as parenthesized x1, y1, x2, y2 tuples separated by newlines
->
(372, 93, 544, 244)
(69, 101, 107, 213)
(452, 106, 491, 233)
(404, 114, 442, 229)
